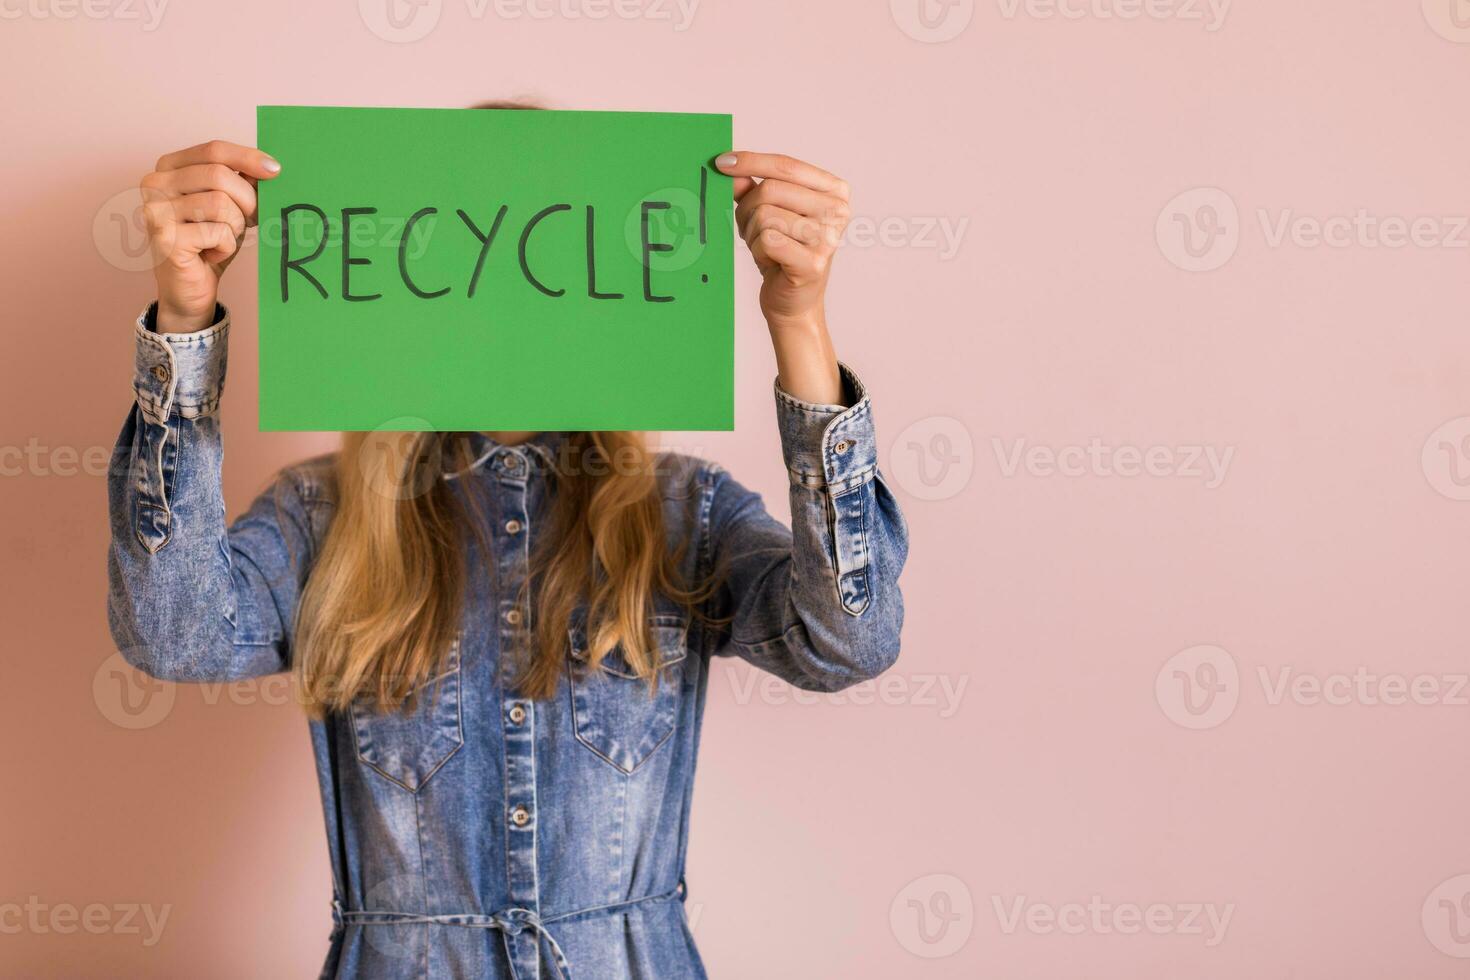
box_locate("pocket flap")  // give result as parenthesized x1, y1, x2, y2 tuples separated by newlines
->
(568, 617, 688, 679)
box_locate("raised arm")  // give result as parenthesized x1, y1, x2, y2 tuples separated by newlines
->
(706, 366, 909, 691)
(705, 150, 908, 690)
(106, 139, 317, 682)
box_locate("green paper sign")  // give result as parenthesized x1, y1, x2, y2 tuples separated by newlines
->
(255, 106, 734, 431)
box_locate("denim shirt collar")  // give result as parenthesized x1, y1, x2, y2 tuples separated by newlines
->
(446, 431, 569, 482)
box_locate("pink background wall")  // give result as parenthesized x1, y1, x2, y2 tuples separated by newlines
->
(4, 0, 1470, 975)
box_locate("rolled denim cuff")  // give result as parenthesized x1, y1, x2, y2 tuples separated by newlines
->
(774, 363, 878, 494)
(132, 303, 229, 425)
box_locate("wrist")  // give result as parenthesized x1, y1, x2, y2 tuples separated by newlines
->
(764, 308, 826, 337)
(768, 310, 843, 406)
(155, 301, 215, 334)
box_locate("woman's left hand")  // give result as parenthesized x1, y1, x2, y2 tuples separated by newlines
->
(716, 150, 851, 404)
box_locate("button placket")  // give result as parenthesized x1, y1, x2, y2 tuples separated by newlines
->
(494, 463, 540, 980)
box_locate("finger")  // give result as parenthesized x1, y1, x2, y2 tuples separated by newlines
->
(741, 204, 828, 249)
(170, 191, 247, 240)
(173, 221, 240, 266)
(149, 164, 259, 225)
(731, 176, 757, 201)
(715, 152, 849, 199)
(737, 179, 849, 224)
(156, 139, 281, 180)
(747, 227, 824, 280)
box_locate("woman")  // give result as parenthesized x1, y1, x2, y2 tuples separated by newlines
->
(107, 119, 908, 978)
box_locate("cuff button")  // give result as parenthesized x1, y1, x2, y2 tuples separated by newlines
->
(150, 364, 170, 383)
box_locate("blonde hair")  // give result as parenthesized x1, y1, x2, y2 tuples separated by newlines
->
(294, 431, 704, 715)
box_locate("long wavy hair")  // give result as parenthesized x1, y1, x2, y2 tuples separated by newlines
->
(292, 99, 705, 716)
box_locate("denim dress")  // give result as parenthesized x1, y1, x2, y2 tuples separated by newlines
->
(106, 306, 909, 979)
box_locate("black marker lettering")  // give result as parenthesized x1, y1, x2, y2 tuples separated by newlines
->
(341, 208, 381, 302)
(641, 201, 675, 303)
(279, 204, 328, 302)
(456, 206, 510, 299)
(519, 204, 571, 298)
(398, 207, 449, 299)
(585, 206, 624, 300)
(698, 166, 708, 245)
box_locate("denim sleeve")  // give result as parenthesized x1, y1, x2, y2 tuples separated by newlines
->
(106, 305, 315, 682)
(706, 364, 909, 692)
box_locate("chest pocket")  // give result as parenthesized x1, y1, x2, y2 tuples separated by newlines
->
(349, 639, 465, 793)
(568, 616, 688, 774)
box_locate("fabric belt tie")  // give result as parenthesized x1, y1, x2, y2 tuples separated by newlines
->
(333, 882, 686, 980)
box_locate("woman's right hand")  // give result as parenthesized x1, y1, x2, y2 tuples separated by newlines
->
(140, 140, 281, 333)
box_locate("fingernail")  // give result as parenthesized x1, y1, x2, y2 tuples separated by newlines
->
(262, 156, 281, 174)
(715, 153, 738, 170)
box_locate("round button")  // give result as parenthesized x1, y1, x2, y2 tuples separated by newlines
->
(504, 609, 523, 627)
(150, 364, 170, 383)
(511, 806, 530, 827)
(504, 519, 523, 535)
(834, 439, 852, 455)
(508, 704, 526, 725)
